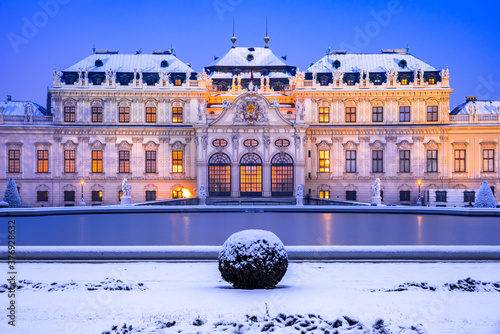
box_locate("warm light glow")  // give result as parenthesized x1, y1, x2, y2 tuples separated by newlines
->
(181, 188, 191, 198)
(417, 179, 422, 186)
(80, 180, 84, 186)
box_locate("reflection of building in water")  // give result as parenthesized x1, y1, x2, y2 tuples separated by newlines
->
(1, 42, 499, 207)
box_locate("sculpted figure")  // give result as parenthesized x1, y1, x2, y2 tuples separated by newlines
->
(371, 178, 381, 198)
(122, 178, 131, 197)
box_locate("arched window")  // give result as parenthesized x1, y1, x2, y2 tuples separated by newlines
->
(271, 153, 294, 197)
(208, 153, 231, 197)
(240, 153, 262, 197)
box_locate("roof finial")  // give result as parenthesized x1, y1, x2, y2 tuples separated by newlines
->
(264, 17, 270, 48)
(406, 44, 410, 54)
(231, 18, 237, 48)
(92, 44, 95, 54)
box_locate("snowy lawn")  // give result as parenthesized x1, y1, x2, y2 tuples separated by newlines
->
(1, 261, 500, 333)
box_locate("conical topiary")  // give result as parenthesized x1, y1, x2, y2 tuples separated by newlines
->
(3, 178, 21, 208)
(474, 180, 496, 208)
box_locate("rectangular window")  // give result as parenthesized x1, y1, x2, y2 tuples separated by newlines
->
(454, 149, 466, 172)
(400, 190, 411, 201)
(145, 151, 157, 173)
(319, 190, 330, 199)
(346, 150, 356, 173)
(37, 150, 49, 173)
(8, 150, 20, 173)
(64, 106, 75, 122)
(372, 150, 383, 173)
(172, 107, 183, 123)
(436, 191, 447, 202)
(319, 150, 330, 173)
(399, 150, 410, 173)
(91, 106, 103, 122)
(92, 150, 103, 173)
(319, 107, 329, 123)
(427, 150, 438, 172)
(146, 190, 157, 201)
(401, 78, 409, 85)
(399, 106, 410, 122)
(345, 107, 356, 123)
(64, 190, 75, 202)
(483, 149, 495, 172)
(92, 190, 103, 202)
(372, 107, 383, 122)
(172, 150, 183, 173)
(174, 78, 182, 86)
(119, 151, 130, 173)
(464, 191, 475, 203)
(146, 107, 157, 123)
(119, 107, 130, 123)
(118, 190, 123, 201)
(346, 190, 356, 201)
(37, 191, 49, 202)
(427, 106, 438, 122)
(64, 150, 75, 173)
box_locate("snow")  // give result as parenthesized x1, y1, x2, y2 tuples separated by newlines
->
(220, 229, 286, 262)
(2, 178, 21, 207)
(1, 261, 499, 333)
(475, 181, 497, 208)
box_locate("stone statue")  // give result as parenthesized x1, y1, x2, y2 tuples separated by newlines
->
(271, 98, 280, 110)
(359, 69, 365, 80)
(419, 68, 424, 80)
(333, 70, 344, 81)
(222, 99, 232, 111)
(296, 184, 305, 206)
(295, 102, 300, 115)
(260, 75, 264, 88)
(371, 178, 381, 198)
(122, 178, 131, 197)
(387, 68, 398, 80)
(414, 68, 419, 80)
(248, 81, 255, 92)
(237, 74, 241, 86)
(441, 66, 450, 79)
(53, 68, 62, 80)
(312, 69, 317, 82)
(198, 185, 207, 205)
(77, 68, 83, 81)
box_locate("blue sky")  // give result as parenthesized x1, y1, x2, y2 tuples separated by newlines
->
(0, 0, 499, 109)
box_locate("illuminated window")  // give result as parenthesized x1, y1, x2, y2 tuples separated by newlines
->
(244, 139, 259, 147)
(92, 190, 103, 201)
(319, 107, 329, 123)
(399, 150, 410, 173)
(92, 150, 103, 173)
(174, 78, 182, 86)
(372, 107, 383, 122)
(399, 106, 410, 122)
(119, 107, 130, 123)
(454, 149, 466, 172)
(427, 150, 438, 172)
(64, 150, 75, 173)
(240, 153, 262, 196)
(372, 150, 383, 173)
(118, 190, 123, 201)
(8, 150, 20, 173)
(37, 150, 49, 173)
(213, 139, 228, 147)
(427, 106, 438, 121)
(483, 149, 495, 172)
(401, 78, 408, 85)
(271, 153, 294, 196)
(172, 107, 183, 123)
(346, 150, 356, 173)
(209, 153, 231, 197)
(64, 106, 75, 122)
(346, 76, 355, 86)
(64, 190, 75, 202)
(146, 191, 156, 201)
(172, 151, 183, 173)
(319, 150, 330, 173)
(37, 191, 49, 202)
(319, 190, 330, 199)
(145, 151, 157, 173)
(428, 77, 436, 84)
(172, 188, 183, 199)
(275, 139, 290, 147)
(146, 107, 156, 123)
(345, 107, 356, 123)
(92, 106, 103, 122)
(119, 151, 130, 173)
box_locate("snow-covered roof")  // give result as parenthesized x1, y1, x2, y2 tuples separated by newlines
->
(307, 53, 438, 73)
(207, 47, 289, 68)
(450, 100, 500, 115)
(211, 71, 291, 80)
(0, 100, 48, 116)
(64, 54, 194, 73)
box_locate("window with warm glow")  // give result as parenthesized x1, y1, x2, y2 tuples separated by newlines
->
(454, 149, 466, 172)
(119, 107, 130, 123)
(119, 151, 130, 173)
(174, 78, 182, 86)
(64, 106, 75, 122)
(319, 190, 330, 199)
(8, 150, 20, 173)
(483, 149, 495, 172)
(64, 150, 75, 173)
(319, 107, 329, 123)
(172, 107, 183, 123)
(37, 150, 49, 173)
(92, 190, 103, 201)
(92, 150, 103, 173)
(319, 150, 330, 173)
(172, 151, 183, 173)
(146, 107, 156, 123)
(345, 107, 356, 123)
(428, 78, 436, 84)
(92, 106, 103, 122)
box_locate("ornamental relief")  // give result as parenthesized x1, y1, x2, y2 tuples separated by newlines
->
(143, 141, 159, 151)
(62, 184, 77, 192)
(342, 140, 358, 150)
(89, 140, 106, 150)
(453, 184, 467, 189)
(316, 140, 331, 150)
(318, 184, 331, 192)
(423, 140, 440, 150)
(396, 140, 413, 150)
(233, 94, 268, 124)
(35, 142, 52, 150)
(451, 142, 468, 150)
(35, 184, 49, 192)
(480, 142, 497, 150)
(6, 142, 23, 149)
(170, 140, 186, 151)
(369, 140, 386, 150)
(116, 141, 133, 151)
(397, 184, 411, 191)
(344, 184, 358, 191)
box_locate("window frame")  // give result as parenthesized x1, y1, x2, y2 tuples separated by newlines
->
(119, 106, 130, 123)
(427, 150, 438, 172)
(427, 106, 438, 122)
(319, 150, 330, 173)
(64, 150, 75, 173)
(146, 107, 157, 123)
(464, 191, 475, 203)
(37, 190, 49, 202)
(118, 150, 130, 173)
(91, 106, 103, 123)
(345, 150, 356, 173)
(172, 150, 183, 173)
(92, 190, 103, 202)
(92, 150, 103, 173)
(399, 106, 411, 122)
(400, 190, 411, 201)
(372, 106, 383, 122)
(319, 107, 329, 123)
(8, 149, 20, 173)
(346, 190, 356, 201)
(145, 190, 157, 201)
(345, 107, 356, 123)
(436, 191, 447, 202)
(372, 150, 384, 173)
(145, 151, 157, 173)
(64, 106, 75, 122)
(454, 149, 466, 173)
(399, 150, 410, 173)
(172, 107, 183, 123)
(64, 190, 75, 202)
(483, 149, 495, 172)
(319, 190, 330, 199)
(37, 149, 49, 173)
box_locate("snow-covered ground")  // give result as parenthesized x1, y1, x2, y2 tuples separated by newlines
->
(1, 261, 500, 333)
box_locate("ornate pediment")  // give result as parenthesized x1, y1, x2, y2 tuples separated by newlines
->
(35, 142, 51, 150)
(62, 140, 78, 150)
(6, 142, 23, 149)
(423, 139, 440, 150)
(342, 140, 358, 150)
(89, 140, 106, 150)
(369, 140, 386, 150)
(233, 95, 268, 124)
(116, 140, 133, 151)
(396, 140, 413, 150)
(480, 141, 497, 150)
(170, 140, 186, 151)
(451, 141, 468, 150)
(143, 141, 159, 151)
(316, 140, 331, 150)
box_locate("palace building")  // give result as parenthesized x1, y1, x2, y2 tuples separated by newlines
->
(1, 38, 499, 207)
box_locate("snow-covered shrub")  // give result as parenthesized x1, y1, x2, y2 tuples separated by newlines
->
(474, 181, 496, 208)
(2, 178, 21, 208)
(0, 201, 9, 208)
(218, 229, 288, 289)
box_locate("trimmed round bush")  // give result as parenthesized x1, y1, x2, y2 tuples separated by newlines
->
(218, 229, 288, 289)
(0, 201, 9, 208)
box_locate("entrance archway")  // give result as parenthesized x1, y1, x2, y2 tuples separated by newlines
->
(271, 153, 294, 196)
(240, 153, 262, 197)
(208, 153, 231, 197)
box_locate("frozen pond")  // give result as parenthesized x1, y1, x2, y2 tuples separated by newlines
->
(2, 211, 500, 246)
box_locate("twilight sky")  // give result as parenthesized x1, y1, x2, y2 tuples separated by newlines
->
(0, 0, 499, 109)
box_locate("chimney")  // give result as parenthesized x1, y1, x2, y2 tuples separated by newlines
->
(7, 95, 12, 101)
(466, 96, 477, 102)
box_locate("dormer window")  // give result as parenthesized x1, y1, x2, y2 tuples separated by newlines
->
(346, 76, 355, 86)
(372, 75, 383, 85)
(319, 75, 329, 86)
(118, 74, 131, 86)
(428, 77, 436, 84)
(401, 78, 408, 85)
(173, 76, 182, 86)
(145, 75, 157, 86)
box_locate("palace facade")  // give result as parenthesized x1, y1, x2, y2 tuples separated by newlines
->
(1, 42, 499, 207)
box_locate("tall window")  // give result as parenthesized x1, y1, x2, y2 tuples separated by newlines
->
(427, 150, 438, 172)
(172, 107, 183, 123)
(146, 107, 156, 123)
(400, 190, 411, 201)
(37, 150, 49, 173)
(119, 151, 130, 173)
(454, 149, 466, 172)
(146, 191, 156, 201)
(119, 107, 130, 123)
(91, 106, 103, 122)
(37, 191, 49, 202)
(372, 107, 383, 122)
(145, 151, 157, 173)
(92, 150, 103, 173)
(399, 150, 410, 173)
(319, 107, 329, 123)
(345, 107, 356, 123)
(399, 106, 410, 122)
(208, 153, 231, 197)
(427, 106, 438, 121)
(64, 106, 75, 122)
(240, 153, 263, 197)
(483, 149, 495, 172)
(64, 150, 75, 173)
(372, 150, 383, 173)
(319, 150, 330, 173)
(172, 151, 183, 173)
(319, 190, 330, 199)
(8, 150, 20, 173)
(271, 153, 294, 197)
(346, 150, 356, 173)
